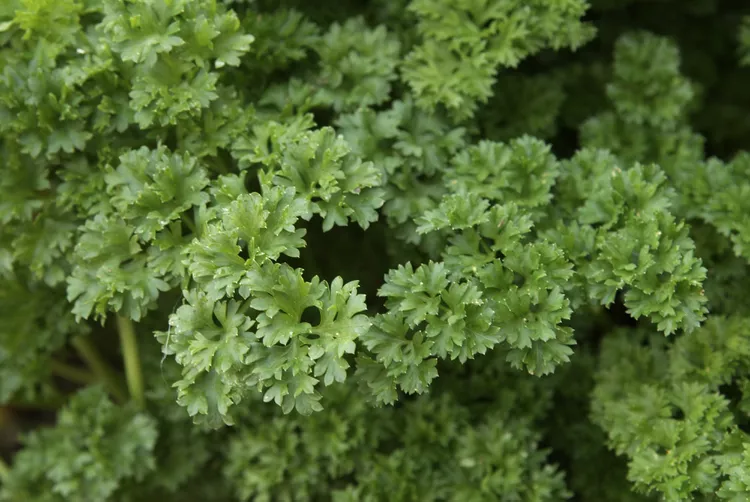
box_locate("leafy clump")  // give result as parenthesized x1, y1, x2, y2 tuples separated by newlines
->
(0, 386, 157, 502)
(402, 0, 595, 119)
(592, 317, 750, 500)
(2, 0, 750, 501)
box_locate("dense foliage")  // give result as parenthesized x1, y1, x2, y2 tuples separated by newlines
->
(2, 0, 750, 500)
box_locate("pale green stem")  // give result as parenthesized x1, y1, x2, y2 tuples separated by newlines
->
(116, 315, 145, 408)
(181, 212, 198, 235)
(0, 456, 9, 481)
(50, 359, 97, 385)
(71, 336, 128, 403)
(6, 398, 64, 411)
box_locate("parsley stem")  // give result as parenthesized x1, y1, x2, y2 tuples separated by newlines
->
(211, 159, 230, 175)
(71, 336, 128, 403)
(181, 213, 198, 235)
(479, 239, 493, 256)
(6, 398, 64, 410)
(50, 360, 97, 384)
(116, 315, 145, 409)
(0, 456, 9, 481)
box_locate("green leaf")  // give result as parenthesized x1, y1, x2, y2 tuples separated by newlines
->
(67, 215, 172, 321)
(105, 146, 210, 240)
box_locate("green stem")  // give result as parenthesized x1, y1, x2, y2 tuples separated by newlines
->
(0, 456, 9, 481)
(479, 238, 494, 257)
(71, 336, 128, 403)
(181, 212, 198, 236)
(6, 398, 64, 411)
(208, 156, 230, 175)
(116, 315, 145, 408)
(50, 360, 97, 385)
